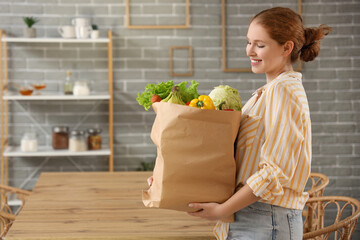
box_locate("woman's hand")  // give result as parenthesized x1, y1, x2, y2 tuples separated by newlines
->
(187, 202, 226, 221)
(188, 184, 261, 222)
(147, 176, 153, 187)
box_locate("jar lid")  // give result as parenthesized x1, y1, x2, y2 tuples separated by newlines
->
(71, 130, 85, 136)
(53, 126, 69, 133)
(87, 128, 102, 134)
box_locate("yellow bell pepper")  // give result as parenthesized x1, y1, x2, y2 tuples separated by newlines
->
(188, 95, 215, 110)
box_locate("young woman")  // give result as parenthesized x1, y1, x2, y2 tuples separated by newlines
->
(187, 7, 331, 240)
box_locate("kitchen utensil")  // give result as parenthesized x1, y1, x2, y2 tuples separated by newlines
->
(58, 25, 76, 38)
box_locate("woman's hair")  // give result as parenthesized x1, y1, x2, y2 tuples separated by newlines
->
(251, 7, 332, 63)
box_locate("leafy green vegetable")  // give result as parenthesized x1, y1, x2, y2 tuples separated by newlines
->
(161, 86, 186, 105)
(208, 85, 242, 111)
(136, 80, 174, 111)
(177, 80, 200, 103)
(136, 80, 200, 111)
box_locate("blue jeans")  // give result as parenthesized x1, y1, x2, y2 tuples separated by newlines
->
(227, 202, 303, 240)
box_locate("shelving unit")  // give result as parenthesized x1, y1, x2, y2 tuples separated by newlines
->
(2, 37, 110, 43)
(3, 92, 110, 100)
(0, 30, 114, 185)
(3, 146, 111, 157)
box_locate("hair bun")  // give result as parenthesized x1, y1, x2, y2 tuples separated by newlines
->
(300, 25, 332, 62)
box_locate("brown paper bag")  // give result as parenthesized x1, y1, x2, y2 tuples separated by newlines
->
(142, 102, 241, 222)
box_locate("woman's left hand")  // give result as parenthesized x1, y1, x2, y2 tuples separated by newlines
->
(187, 202, 225, 221)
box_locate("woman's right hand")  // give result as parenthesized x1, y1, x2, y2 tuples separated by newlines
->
(147, 176, 153, 187)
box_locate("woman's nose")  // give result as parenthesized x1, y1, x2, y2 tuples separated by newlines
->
(246, 45, 255, 57)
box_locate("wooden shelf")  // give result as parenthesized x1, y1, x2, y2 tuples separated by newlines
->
(3, 92, 110, 100)
(4, 146, 111, 157)
(1, 37, 109, 43)
(0, 29, 114, 185)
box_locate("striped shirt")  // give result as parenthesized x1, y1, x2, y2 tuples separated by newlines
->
(214, 71, 312, 240)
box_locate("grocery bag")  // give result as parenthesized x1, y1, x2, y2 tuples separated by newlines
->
(142, 102, 241, 222)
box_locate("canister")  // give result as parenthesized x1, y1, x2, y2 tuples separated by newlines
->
(69, 130, 87, 152)
(52, 126, 69, 149)
(87, 128, 102, 150)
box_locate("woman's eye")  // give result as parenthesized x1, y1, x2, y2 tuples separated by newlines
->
(257, 45, 265, 48)
(247, 41, 251, 45)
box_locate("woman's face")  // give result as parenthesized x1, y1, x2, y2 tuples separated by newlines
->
(246, 20, 290, 82)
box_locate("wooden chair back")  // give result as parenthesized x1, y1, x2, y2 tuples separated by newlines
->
(306, 172, 329, 197)
(303, 172, 330, 232)
(0, 185, 30, 238)
(303, 196, 360, 240)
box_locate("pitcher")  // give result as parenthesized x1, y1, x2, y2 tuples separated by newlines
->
(72, 18, 91, 39)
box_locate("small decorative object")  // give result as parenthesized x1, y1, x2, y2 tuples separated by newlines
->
(23, 16, 39, 38)
(91, 24, 99, 39)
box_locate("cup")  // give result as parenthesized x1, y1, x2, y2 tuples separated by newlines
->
(72, 18, 89, 27)
(75, 25, 92, 39)
(58, 25, 76, 38)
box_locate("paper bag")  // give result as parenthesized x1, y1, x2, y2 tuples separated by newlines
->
(142, 102, 241, 222)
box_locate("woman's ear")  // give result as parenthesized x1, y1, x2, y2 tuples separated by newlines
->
(282, 41, 294, 57)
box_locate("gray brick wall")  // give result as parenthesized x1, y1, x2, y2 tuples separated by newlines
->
(0, 0, 359, 237)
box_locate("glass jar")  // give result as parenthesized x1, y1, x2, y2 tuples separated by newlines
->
(63, 71, 74, 95)
(73, 81, 90, 96)
(87, 128, 102, 150)
(52, 126, 69, 149)
(69, 130, 87, 152)
(21, 132, 38, 152)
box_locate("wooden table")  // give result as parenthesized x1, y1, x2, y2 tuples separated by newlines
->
(6, 172, 216, 240)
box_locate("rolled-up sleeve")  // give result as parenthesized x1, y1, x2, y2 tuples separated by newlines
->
(246, 82, 305, 201)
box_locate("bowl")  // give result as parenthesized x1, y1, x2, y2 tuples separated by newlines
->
(19, 86, 34, 96)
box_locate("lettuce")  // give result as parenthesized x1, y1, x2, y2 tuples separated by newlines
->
(177, 80, 200, 103)
(136, 80, 200, 111)
(136, 80, 174, 111)
(209, 85, 242, 111)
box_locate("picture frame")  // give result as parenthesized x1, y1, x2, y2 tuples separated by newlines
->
(126, 0, 190, 29)
(221, 0, 303, 72)
(169, 46, 193, 77)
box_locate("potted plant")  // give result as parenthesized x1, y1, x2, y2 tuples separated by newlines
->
(91, 24, 99, 39)
(23, 16, 39, 38)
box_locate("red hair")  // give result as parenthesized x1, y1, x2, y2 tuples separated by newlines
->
(251, 7, 331, 63)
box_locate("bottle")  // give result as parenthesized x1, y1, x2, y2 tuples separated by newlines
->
(21, 132, 38, 152)
(69, 130, 87, 152)
(63, 71, 74, 95)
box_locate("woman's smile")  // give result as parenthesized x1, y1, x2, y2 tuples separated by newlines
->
(250, 58, 262, 66)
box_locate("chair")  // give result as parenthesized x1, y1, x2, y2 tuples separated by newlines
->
(0, 212, 15, 239)
(303, 173, 330, 231)
(306, 172, 330, 198)
(0, 185, 30, 238)
(303, 196, 360, 240)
